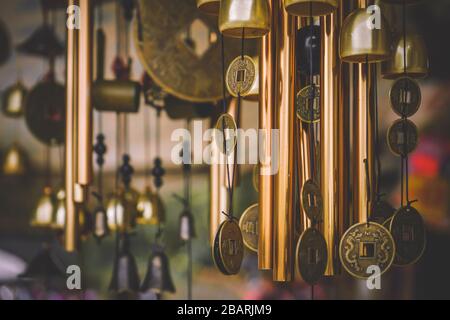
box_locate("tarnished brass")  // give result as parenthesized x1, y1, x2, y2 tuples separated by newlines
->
(213, 219, 244, 275)
(340, 8, 391, 63)
(197, 0, 220, 15)
(301, 179, 323, 221)
(296, 85, 320, 123)
(284, 0, 338, 17)
(106, 189, 139, 232)
(382, 34, 428, 79)
(93, 80, 141, 113)
(31, 187, 55, 228)
(52, 189, 66, 230)
(2, 81, 27, 117)
(219, 0, 270, 38)
(296, 228, 328, 284)
(387, 119, 418, 157)
(2, 143, 27, 176)
(214, 113, 238, 156)
(239, 203, 259, 252)
(389, 77, 421, 117)
(226, 55, 259, 99)
(252, 164, 259, 192)
(136, 187, 166, 225)
(141, 244, 176, 294)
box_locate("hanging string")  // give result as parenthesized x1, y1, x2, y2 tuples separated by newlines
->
(184, 120, 193, 301)
(373, 65, 382, 200)
(144, 106, 151, 187)
(308, 5, 316, 185)
(365, 55, 371, 222)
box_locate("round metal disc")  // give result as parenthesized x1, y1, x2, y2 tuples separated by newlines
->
(226, 55, 256, 97)
(339, 222, 395, 279)
(370, 200, 396, 225)
(212, 222, 229, 275)
(389, 206, 426, 266)
(389, 77, 421, 117)
(301, 179, 323, 222)
(239, 204, 258, 253)
(252, 164, 259, 192)
(387, 119, 418, 157)
(296, 85, 320, 123)
(218, 219, 244, 275)
(296, 228, 328, 285)
(214, 113, 237, 155)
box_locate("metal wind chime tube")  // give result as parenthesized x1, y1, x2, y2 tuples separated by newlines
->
(273, 0, 297, 282)
(258, 0, 275, 271)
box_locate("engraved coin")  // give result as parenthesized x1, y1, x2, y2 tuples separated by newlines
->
(296, 228, 328, 285)
(387, 119, 418, 157)
(339, 222, 395, 279)
(239, 203, 258, 253)
(370, 200, 396, 225)
(226, 55, 257, 98)
(218, 219, 244, 275)
(296, 85, 320, 123)
(214, 113, 237, 155)
(252, 164, 259, 192)
(389, 206, 426, 266)
(212, 222, 229, 275)
(390, 77, 421, 118)
(301, 179, 323, 222)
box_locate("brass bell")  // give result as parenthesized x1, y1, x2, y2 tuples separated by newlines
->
(340, 8, 392, 63)
(109, 234, 140, 296)
(179, 209, 196, 241)
(381, 34, 428, 79)
(197, 0, 220, 15)
(51, 189, 66, 231)
(2, 143, 27, 176)
(93, 206, 109, 241)
(219, 0, 270, 38)
(284, 0, 338, 17)
(1, 81, 27, 118)
(31, 187, 55, 228)
(141, 245, 176, 294)
(107, 188, 139, 231)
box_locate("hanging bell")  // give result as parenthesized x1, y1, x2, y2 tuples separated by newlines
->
(51, 189, 66, 231)
(297, 25, 321, 76)
(109, 234, 140, 298)
(2, 143, 27, 176)
(31, 187, 55, 228)
(93, 206, 109, 241)
(1, 81, 27, 118)
(179, 209, 196, 241)
(381, 34, 428, 79)
(197, 0, 220, 15)
(106, 189, 139, 232)
(140, 244, 176, 294)
(340, 8, 392, 63)
(284, 0, 338, 17)
(136, 186, 166, 225)
(219, 0, 270, 38)
(18, 245, 65, 283)
(17, 24, 64, 58)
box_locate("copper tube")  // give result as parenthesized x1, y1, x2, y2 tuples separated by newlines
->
(65, 0, 79, 252)
(273, 0, 296, 282)
(76, 0, 94, 186)
(258, 0, 275, 271)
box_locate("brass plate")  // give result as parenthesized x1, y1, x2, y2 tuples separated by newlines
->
(226, 55, 256, 97)
(252, 164, 259, 192)
(239, 203, 258, 253)
(389, 206, 426, 266)
(389, 77, 421, 118)
(387, 119, 418, 157)
(301, 179, 323, 222)
(296, 85, 320, 123)
(214, 113, 237, 155)
(370, 200, 396, 225)
(296, 228, 328, 285)
(135, 0, 252, 103)
(216, 219, 244, 275)
(339, 222, 395, 279)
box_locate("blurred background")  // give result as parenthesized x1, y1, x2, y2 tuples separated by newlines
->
(0, 0, 449, 300)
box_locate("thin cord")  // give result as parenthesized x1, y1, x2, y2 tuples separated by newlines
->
(308, 5, 316, 184)
(365, 56, 371, 221)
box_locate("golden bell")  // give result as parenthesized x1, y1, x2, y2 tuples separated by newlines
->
(2, 143, 27, 176)
(1, 81, 27, 118)
(340, 8, 392, 63)
(219, 0, 270, 38)
(284, 0, 338, 17)
(136, 187, 163, 225)
(107, 188, 139, 231)
(382, 34, 428, 79)
(197, 0, 220, 15)
(51, 189, 66, 231)
(31, 187, 55, 228)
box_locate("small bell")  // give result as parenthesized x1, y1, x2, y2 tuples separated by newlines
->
(340, 8, 392, 63)
(1, 81, 27, 118)
(93, 206, 109, 242)
(379, 0, 423, 4)
(17, 24, 64, 58)
(197, 0, 220, 15)
(107, 189, 139, 232)
(109, 234, 140, 298)
(297, 25, 321, 76)
(106, 193, 125, 231)
(381, 34, 428, 79)
(31, 187, 55, 228)
(18, 245, 65, 284)
(136, 187, 153, 225)
(51, 189, 66, 231)
(219, 0, 270, 38)
(284, 0, 338, 17)
(179, 209, 196, 241)
(141, 244, 176, 295)
(2, 143, 27, 176)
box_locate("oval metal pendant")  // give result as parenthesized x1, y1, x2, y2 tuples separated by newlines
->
(296, 228, 328, 285)
(239, 204, 258, 253)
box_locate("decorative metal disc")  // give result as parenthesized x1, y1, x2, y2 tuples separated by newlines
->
(370, 200, 396, 225)
(301, 179, 323, 221)
(134, 0, 253, 103)
(389, 206, 426, 266)
(296, 228, 328, 285)
(252, 164, 259, 192)
(226, 55, 256, 97)
(387, 119, 418, 157)
(215, 219, 244, 275)
(296, 85, 320, 123)
(212, 222, 229, 275)
(239, 204, 258, 253)
(339, 222, 395, 279)
(389, 77, 421, 118)
(214, 113, 237, 155)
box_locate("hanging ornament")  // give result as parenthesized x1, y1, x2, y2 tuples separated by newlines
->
(226, 55, 259, 101)
(1, 81, 27, 118)
(196, 0, 220, 15)
(17, 24, 64, 58)
(239, 203, 258, 253)
(284, 0, 338, 17)
(2, 143, 27, 176)
(51, 189, 66, 230)
(296, 25, 321, 77)
(136, 187, 166, 225)
(31, 187, 55, 228)
(142, 73, 166, 109)
(140, 244, 176, 295)
(179, 209, 196, 242)
(18, 245, 65, 284)
(107, 189, 139, 232)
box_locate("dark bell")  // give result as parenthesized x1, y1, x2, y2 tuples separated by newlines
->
(179, 210, 196, 241)
(141, 245, 176, 294)
(109, 234, 140, 296)
(17, 25, 64, 58)
(297, 25, 321, 77)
